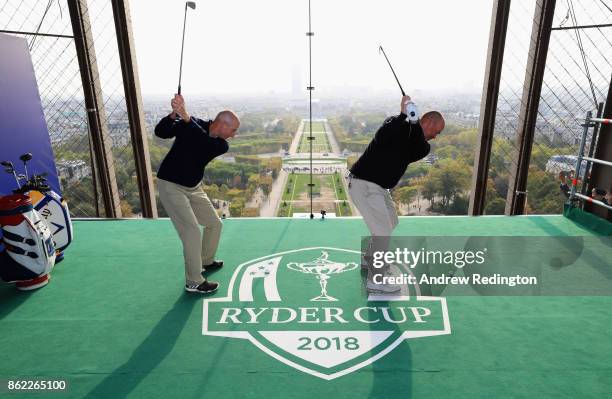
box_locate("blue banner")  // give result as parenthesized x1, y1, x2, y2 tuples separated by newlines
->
(0, 33, 61, 195)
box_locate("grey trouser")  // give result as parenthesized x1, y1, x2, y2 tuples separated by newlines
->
(157, 179, 223, 285)
(348, 177, 399, 276)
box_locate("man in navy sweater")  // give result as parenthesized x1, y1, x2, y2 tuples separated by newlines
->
(155, 94, 239, 294)
(349, 95, 444, 293)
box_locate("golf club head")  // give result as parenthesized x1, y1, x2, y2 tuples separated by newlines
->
(20, 153, 33, 162)
(2, 162, 15, 176)
(17, 174, 27, 180)
(186, 1, 196, 9)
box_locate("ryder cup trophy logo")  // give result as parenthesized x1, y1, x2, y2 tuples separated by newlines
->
(202, 247, 451, 380)
(287, 251, 357, 301)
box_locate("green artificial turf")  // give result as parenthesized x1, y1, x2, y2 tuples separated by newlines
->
(0, 215, 610, 398)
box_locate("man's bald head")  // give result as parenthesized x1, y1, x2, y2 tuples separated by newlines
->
(211, 110, 240, 139)
(421, 111, 445, 141)
(215, 110, 239, 126)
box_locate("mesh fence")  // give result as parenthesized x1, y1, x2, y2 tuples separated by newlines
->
(0, 0, 138, 217)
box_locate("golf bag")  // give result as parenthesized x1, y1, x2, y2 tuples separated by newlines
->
(0, 194, 56, 284)
(29, 189, 73, 254)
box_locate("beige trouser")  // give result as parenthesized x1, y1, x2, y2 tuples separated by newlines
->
(157, 179, 223, 285)
(348, 177, 399, 278)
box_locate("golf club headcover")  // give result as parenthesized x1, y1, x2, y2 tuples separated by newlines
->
(404, 101, 419, 124)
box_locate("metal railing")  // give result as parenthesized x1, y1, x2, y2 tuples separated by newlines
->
(569, 112, 612, 211)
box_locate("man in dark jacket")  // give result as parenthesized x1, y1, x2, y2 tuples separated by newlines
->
(348, 95, 444, 293)
(155, 94, 239, 294)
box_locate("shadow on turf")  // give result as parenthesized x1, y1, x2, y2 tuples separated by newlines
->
(82, 294, 198, 399)
(368, 295, 414, 398)
(529, 216, 612, 282)
(359, 267, 414, 398)
(0, 282, 31, 320)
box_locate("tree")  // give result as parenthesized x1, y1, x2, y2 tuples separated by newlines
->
(248, 173, 260, 186)
(272, 119, 285, 134)
(120, 200, 134, 217)
(484, 177, 506, 215)
(426, 159, 471, 208)
(62, 177, 98, 217)
(229, 198, 245, 216)
(226, 188, 243, 200)
(393, 186, 418, 206)
(241, 207, 259, 217)
(448, 195, 469, 215)
(526, 168, 563, 214)
(485, 198, 506, 215)
(420, 178, 437, 206)
(489, 138, 514, 179)
(232, 175, 242, 187)
(202, 184, 220, 200)
(260, 175, 273, 195)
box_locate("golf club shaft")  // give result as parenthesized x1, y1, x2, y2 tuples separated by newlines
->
(20, 153, 32, 180)
(178, 4, 189, 95)
(13, 171, 21, 189)
(8, 170, 20, 189)
(379, 46, 406, 96)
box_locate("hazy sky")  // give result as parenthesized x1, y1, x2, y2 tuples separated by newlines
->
(129, 0, 494, 97)
(4, 0, 606, 104)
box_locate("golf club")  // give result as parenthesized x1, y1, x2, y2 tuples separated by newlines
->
(13, 173, 44, 194)
(33, 174, 50, 191)
(1, 161, 21, 189)
(20, 153, 33, 180)
(379, 45, 406, 96)
(178, 1, 196, 95)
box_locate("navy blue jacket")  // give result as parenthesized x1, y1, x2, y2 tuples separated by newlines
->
(155, 116, 229, 187)
(350, 113, 430, 189)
